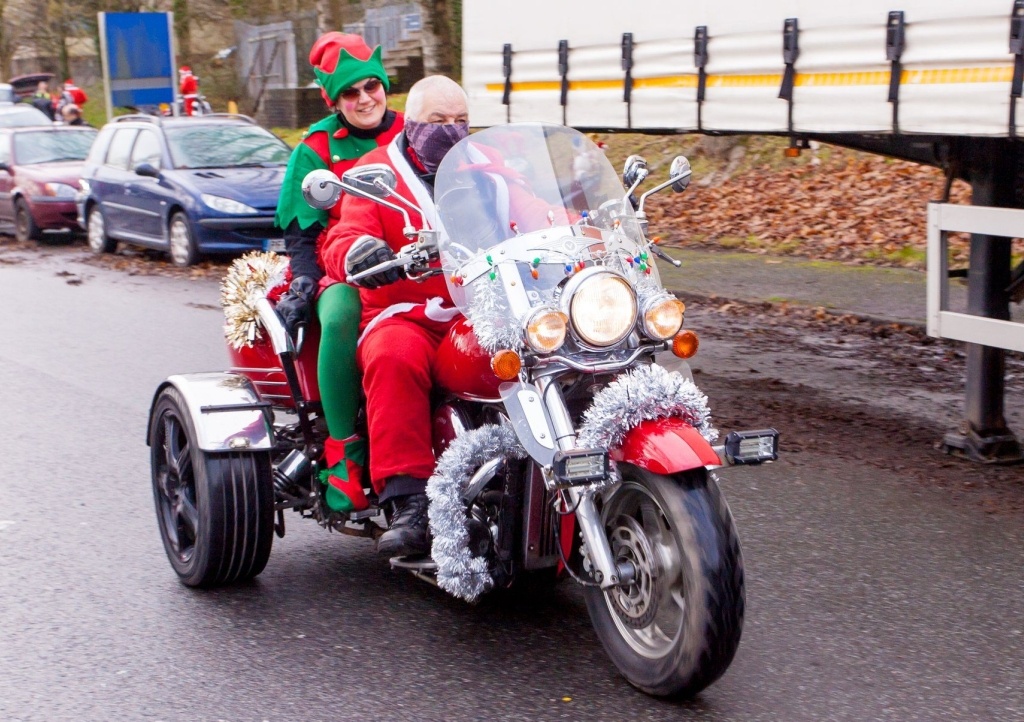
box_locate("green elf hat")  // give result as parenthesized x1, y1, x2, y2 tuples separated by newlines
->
(310, 32, 389, 107)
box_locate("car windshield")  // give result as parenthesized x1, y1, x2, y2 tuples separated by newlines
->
(13, 129, 97, 164)
(0, 106, 51, 128)
(164, 124, 290, 169)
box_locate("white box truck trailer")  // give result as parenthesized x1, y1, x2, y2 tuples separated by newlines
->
(462, 0, 1024, 462)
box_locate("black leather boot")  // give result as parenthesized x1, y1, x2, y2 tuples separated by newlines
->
(377, 493, 430, 557)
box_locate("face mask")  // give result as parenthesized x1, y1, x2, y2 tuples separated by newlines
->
(404, 120, 469, 173)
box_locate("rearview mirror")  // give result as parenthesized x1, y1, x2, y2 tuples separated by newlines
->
(342, 164, 397, 199)
(669, 156, 692, 193)
(623, 154, 649, 189)
(135, 162, 160, 178)
(301, 169, 343, 210)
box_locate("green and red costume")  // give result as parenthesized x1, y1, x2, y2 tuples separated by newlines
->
(273, 32, 403, 513)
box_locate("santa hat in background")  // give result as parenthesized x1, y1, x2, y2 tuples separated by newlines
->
(308, 32, 388, 107)
(178, 66, 192, 76)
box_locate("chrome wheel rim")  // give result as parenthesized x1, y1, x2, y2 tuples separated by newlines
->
(169, 218, 192, 266)
(87, 209, 105, 252)
(601, 481, 686, 659)
(152, 409, 199, 562)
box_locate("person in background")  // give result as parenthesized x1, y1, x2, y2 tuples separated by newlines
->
(60, 104, 87, 126)
(58, 79, 87, 112)
(321, 75, 470, 557)
(273, 32, 403, 516)
(29, 81, 55, 121)
(178, 66, 198, 116)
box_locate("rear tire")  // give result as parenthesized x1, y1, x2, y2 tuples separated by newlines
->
(168, 212, 198, 267)
(149, 386, 275, 587)
(14, 198, 41, 242)
(583, 465, 744, 698)
(87, 205, 115, 254)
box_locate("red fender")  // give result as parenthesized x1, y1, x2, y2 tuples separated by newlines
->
(609, 417, 720, 474)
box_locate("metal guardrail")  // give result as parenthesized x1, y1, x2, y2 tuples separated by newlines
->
(927, 202, 1024, 353)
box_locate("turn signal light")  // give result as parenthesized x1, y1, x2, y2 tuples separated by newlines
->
(671, 330, 699, 359)
(491, 349, 522, 380)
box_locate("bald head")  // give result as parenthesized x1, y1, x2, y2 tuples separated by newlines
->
(405, 75, 468, 125)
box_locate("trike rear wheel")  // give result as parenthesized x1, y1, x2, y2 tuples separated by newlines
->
(149, 386, 275, 587)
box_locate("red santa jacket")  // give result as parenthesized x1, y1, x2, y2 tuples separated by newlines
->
(321, 140, 452, 330)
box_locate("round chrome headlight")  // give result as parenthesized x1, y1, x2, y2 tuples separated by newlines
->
(642, 295, 685, 340)
(568, 272, 637, 347)
(524, 308, 568, 353)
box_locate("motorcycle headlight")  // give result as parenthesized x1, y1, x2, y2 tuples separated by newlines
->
(642, 295, 685, 340)
(568, 272, 637, 347)
(201, 193, 257, 215)
(524, 308, 568, 353)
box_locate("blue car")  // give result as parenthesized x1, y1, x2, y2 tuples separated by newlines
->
(78, 114, 291, 266)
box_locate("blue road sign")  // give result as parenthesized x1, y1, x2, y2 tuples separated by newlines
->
(99, 12, 176, 115)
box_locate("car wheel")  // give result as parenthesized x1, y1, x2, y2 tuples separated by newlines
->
(168, 212, 199, 267)
(87, 205, 116, 254)
(14, 198, 41, 242)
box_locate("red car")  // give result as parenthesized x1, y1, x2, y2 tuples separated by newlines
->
(0, 125, 97, 242)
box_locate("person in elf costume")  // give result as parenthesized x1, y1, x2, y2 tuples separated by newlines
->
(321, 75, 470, 557)
(274, 32, 404, 516)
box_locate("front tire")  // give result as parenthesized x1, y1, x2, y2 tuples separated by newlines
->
(149, 386, 275, 587)
(583, 465, 744, 698)
(168, 212, 198, 267)
(87, 205, 116, 254)
(14, 198, 41, 242)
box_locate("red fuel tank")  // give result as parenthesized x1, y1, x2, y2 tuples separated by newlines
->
(434, 319, 503, 400)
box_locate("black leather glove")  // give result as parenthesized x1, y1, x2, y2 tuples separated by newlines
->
(345, 235, 405, 289)
(274, 275, 318, 338)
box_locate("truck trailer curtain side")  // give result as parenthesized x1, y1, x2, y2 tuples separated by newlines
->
(463, 0, 1020, 137)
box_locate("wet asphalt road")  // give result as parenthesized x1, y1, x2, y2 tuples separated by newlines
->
(2, 246, 1024, 721)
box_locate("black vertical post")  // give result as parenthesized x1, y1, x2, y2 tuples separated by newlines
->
(558, 39, 570, 126)
(780, 18, 799, 134)
(621, 32, 634, 129)
(502, 44, 513, 124)
(943, 139, 1023, 463)
(886, 11, 906, 134)
(694, 26, 709, 132)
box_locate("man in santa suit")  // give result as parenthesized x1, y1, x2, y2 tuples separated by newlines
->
(321, 75, 470, 557)
(178, 66, 198, 116)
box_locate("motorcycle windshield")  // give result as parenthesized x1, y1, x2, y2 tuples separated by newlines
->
(435, 123, 658, 322)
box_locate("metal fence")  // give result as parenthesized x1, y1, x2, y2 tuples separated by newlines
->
(235, 19, 299, 98)
(343, 3, 421, 54)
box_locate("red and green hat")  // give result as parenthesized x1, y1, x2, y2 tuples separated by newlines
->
(309, 32, 389, 107)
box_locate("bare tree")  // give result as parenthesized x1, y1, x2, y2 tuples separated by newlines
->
(415, 0, 457, 77)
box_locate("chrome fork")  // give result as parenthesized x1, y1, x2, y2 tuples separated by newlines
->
(535, 376, 622, 589)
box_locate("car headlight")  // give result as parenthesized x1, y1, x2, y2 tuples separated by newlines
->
(43, 182, 78, 198)
(568, 271, 637, 347)
(201, 193, 257, 214)
(524, 308, 568, 353)
(642, 295, 685, 340)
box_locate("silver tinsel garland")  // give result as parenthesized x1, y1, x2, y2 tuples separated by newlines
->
(577, 363, 718, 450)
(220, 251, 290, 349)
(427, 423, 526, 602)
(464, 273, 524, 352)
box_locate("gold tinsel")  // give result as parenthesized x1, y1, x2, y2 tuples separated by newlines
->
(220, 251, 290, 349)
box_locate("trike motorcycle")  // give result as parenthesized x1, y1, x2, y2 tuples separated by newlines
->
(146, 122, 778, 698)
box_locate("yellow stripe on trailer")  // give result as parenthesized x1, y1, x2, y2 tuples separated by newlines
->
(485, 65, 1014, 93)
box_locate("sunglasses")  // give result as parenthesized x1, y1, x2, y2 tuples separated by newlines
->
(339, 78, 383, 101)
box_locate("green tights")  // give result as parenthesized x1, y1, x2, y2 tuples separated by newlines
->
(316, 282, 361, 439)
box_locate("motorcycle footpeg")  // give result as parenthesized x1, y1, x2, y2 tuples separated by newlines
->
(389, 555, 438, 572)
